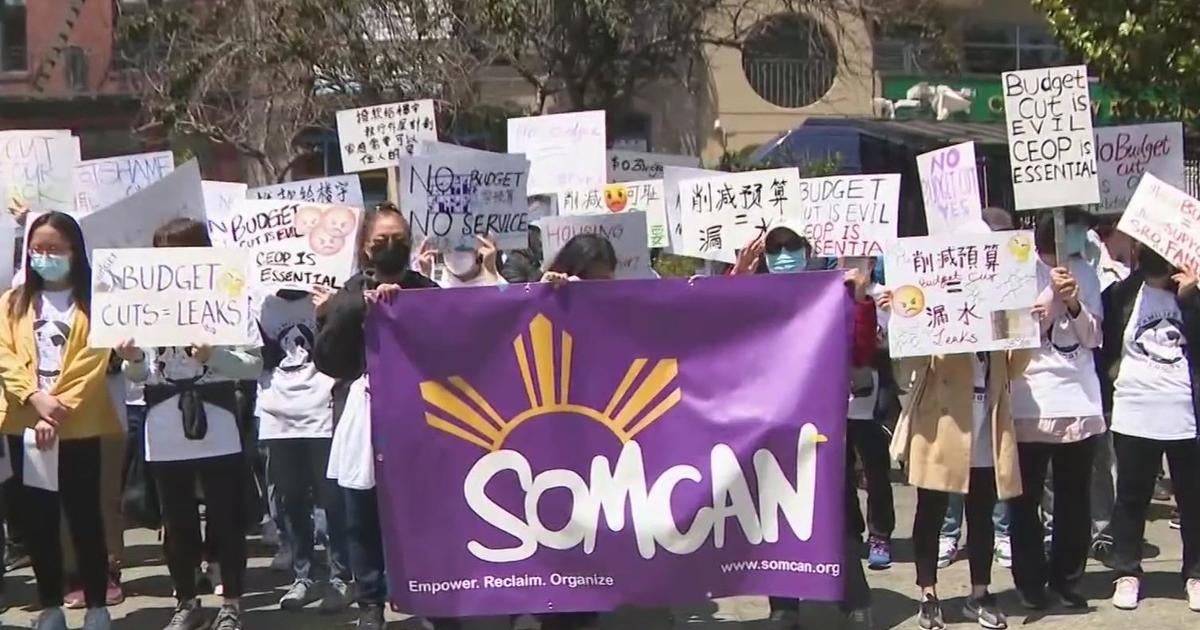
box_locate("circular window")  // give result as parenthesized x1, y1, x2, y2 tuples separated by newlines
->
(741, 13, 839, 109)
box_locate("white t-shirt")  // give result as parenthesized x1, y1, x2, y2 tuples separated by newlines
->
(1010, 258, 1104, 419)
(34, 290, 75, 392)
(439, 273, 508, 289)
(970, 353, 994, 468)
(142, 347, 251, 462)
(256, 295, 335, 440)
(1112, 285, 1197, 440)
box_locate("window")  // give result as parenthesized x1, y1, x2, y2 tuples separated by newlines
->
(741, 13, 839, 109)
(962, 22, 1066, 74)
(1, 0, 27, 72)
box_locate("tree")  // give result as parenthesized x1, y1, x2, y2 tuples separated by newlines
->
(1032, 0, 1200, 124)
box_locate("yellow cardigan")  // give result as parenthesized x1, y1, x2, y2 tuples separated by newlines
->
(0, 289, 120, 439)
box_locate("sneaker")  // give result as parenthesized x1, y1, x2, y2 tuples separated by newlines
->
(1153, 477, 1173, 501)
(918, 595, 945, 630)
(280, 579, 321, 610)
(106, 575, 126, 607)
(1112, 576, 1140, 610)
(213, 604, 242, 630)
(867, 536, 892, 570)
(4, 544, 31, 571)
(82, 608, 112, 630)
(994, 535, 1013, 569)
(163, 599, 207, 630)
(1187, 578, 1200, 612)
(964, 593, 1008, 629)
(320, 578, 353, 613)
(64, 586, 86, 610)
(357, 604, 386, 630)
(1170, 514, 1182, 530)
(936, 537, 958, 569)
(1049, 585, 1088, 609)
(205, 562, 223, 597)
(846, 607, 874, 630)
(32, 607, 68, 630)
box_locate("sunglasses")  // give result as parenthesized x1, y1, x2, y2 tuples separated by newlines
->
(765, 237, 807, 256)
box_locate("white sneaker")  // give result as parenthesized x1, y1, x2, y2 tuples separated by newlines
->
(1187, 578, 1200, 612)
(32, 607, 68, 630)
(994, 535, 1013, 569)
(82, 608, 112, 630)
(937, 537, 958, 568)
(1112, 576, 1140, 610)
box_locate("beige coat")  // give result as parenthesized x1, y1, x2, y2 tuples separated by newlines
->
(889, 351, 1030, 500)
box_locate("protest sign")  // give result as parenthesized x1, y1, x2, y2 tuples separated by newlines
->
(89, 247, 258, 348)
(535, 212, 652, 279)
(507, 111, 606, 195)
(1095, 122, 1186, 214)
(0, 132, 78, 214)
(336, 99, 438, 173)
(73, 151, 175, 215)
(885, 230, 1041, 357)
(0, 214, 15, 288)
(677, 168, 803, 263)
(1116, 173, 1200, 272)
(557, 180, 668, 249)
(79, 160, 206, 257)
(250, 174, 365, 209)
(1003, 65, 1099, 210)
(399, 152, 530, 251)
(662, 165, 721, 257)
(796, 174, 900, 258)
(203, 181, 250, 246)
(366, 271, 849, 616)
(225, 199, 361, 291)
(607, 150, 701, 183)
(417, 141, 496, 158)
(917, 142, 982, 235)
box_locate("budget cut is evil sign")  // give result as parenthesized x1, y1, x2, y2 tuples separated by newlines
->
(366, 273, 851, 617)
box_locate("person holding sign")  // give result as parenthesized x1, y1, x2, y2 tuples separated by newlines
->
(115, 218, 263, 630)
(414, 235, 507, 288)
(0, 212, 121, 630)
(1098, 247, 1200, 612)
(1007, 211, 1105, 610)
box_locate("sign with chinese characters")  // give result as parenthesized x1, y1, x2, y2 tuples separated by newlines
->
(1002, 65, 1099, 210)
(884, 230, 1041, 358)
(336, 99, 438, 173)
(399, 152, 530, 251)
(89, 247, 258, 348)
(250, 174, 365, 209)
(797, 174, 900, 257)
(0, 132, 79, 214)
(224, 199, 361, 291)
(203, 181, 250, 247)
(1095, 122, 1186, 214)
(74, 151, 175, 215)
(1116, 173, 1200, 273)
(557, 180, 668, 249)
(607, 150, 701, 183)
(663, 165, 721, 257)
(79, 160, 206, 257)
(678, 168, 803, 263)
(536, 212, 652, 279)
(507, 110, 606, 195)
(917, 143, 982, 235)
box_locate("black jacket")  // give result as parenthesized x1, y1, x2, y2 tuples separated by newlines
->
(313, 269, 438, 420)
(1098, 271, 1200, 429)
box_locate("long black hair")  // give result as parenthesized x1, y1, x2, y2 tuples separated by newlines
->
(548, 234, 617, 279)
(356, 201, 408, 270)
(153, 217, 212, 248)
(9, 211, 91, 319)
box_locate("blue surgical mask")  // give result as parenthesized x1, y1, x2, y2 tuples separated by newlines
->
(1065, 224, 1088, 257)
(765, 248, 807, 274)
(29, 254, 70, 283)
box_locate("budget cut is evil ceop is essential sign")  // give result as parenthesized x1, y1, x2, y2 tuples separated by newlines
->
(366, 273, 851, 617)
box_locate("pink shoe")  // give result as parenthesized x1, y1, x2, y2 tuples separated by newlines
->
(106, 575, 126, 606)
(64, 586, 86, 610)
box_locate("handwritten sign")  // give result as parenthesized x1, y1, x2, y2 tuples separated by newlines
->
(79, 160, 206, 258)
(557, 180, 668, 249)
(662, 165, 721, 256)
(607, 150, 701, 182)
(1095, 122, 1185, 214)
(1003, 65, 1099, 210)
(89, 247, 258, 348)
(250, 174, 364, 209)
(917, 142, 982, 235)
(74, 151, 175, 215)
(225, 200, 361, 291)
(678, 168, 803, 263)
(399, 152, 530, 251)
(336, 99, 438, 173)
(507, 110, 606, 195)
(203, 181, 250, 246)
(797, 174, 900, 257)
(535, 212, 652, 279)
(1116, 173, 1200, 272)
(885, 230, 1040, 357)
(0, 132, 78, 214)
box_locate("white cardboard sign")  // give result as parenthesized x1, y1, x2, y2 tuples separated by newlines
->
(79, 160, 206, 258)
(797, 174, 901, 257)
(607, 150, 701, 183)
(507, 110, 606, 195)
(73, 151, 175, 215)
(677, 168, 804, 263)
(399, 152, 530, 251)
(1116, 173, 1200, 273)
(202, 180, 250, 247)
(249, 174, 365, 209)
(557, 179, 668, 248)
(225, 199, 361, 291)
(536, 212, 652, 279)
(336, 99, 438, 173)
(0, 133, 79, 214)
(1095, 122, 1186, 214)
(917, 142, 983, 235)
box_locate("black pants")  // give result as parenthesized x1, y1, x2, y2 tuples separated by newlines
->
(1111, 433, 1200, 580)
(913, 467, 998, 588)
(6, 435, 109, 608)
(153, 454, 248, 600)
(847, 419, 895, 539)
(1009, 437, 1095, 594)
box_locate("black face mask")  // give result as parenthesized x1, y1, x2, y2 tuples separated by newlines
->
(370, 238, 411, 276)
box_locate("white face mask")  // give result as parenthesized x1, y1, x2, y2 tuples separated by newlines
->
(444, 250, 480, 277)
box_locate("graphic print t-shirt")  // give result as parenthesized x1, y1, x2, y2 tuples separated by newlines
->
(1112, 285, 1197, 440)
(143, 347, 244, 462)
(256, 295, 334, 440)
(34, 290, 75, 392)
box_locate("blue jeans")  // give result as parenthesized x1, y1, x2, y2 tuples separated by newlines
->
(267, 439, 350, 583)
(941, 493, 1010, 540)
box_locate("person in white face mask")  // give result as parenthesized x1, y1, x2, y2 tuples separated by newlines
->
(414, 235, 507, 289)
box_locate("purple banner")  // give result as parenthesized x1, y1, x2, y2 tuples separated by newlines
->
(366, 272, 850, 616)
